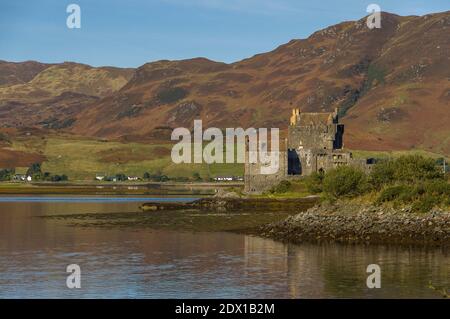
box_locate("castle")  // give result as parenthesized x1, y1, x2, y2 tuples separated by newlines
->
(244, 108, 372, 194)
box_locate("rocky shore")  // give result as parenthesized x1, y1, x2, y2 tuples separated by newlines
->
(260, 201, 450, 247)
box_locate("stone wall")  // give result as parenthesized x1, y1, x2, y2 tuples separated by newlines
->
(244, 151, 287, 194)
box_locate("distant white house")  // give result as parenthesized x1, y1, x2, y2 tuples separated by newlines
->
(127, 176, 139, 181)
(213, 176, 243, 182)
(95, 174, 105, 181)
(13, 174, 32, 182)
(214, 176, 234, 182)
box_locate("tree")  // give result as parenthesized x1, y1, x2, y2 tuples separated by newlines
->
(115, 173, 127, 181)
(26, 163, 42, 179)
(0, 168, 14, 181)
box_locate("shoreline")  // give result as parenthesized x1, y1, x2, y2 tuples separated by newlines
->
(34, 195, 450, 247)
(258, 201, 450, 247)
(0, 182, 240, 196)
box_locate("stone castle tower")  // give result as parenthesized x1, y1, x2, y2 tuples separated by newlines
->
(244, 108, 371, 194)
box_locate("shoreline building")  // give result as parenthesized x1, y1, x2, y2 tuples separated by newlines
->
(244, 108, 372, 194)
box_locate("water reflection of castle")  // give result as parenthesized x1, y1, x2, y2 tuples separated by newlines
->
(243, 236, 326, 298)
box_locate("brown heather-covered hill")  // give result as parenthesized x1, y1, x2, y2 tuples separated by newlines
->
(1, 11, 450, 156)
(0, 62, 134, 128)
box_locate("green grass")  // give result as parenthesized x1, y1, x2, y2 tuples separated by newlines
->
(350, 149, 449, 161)
(252, 179, 314, 199)
(10, 136, 243, 181)
(8, 136, 447, 183)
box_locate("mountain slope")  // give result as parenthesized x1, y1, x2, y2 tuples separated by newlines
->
(1, 11, 449, 156)
(70, 11, 450, 155)
(0, 62, 134, 128)
(0, 60, 52, 87)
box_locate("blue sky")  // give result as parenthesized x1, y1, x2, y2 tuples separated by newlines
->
(0, 0, 449, 67)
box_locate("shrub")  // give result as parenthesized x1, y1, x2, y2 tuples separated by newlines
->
(375, 180, 450, 212)
(411, 194, 440, 213)
(369, 159, 396, 189)
(115, 173, 127, 181)
(0, 168, 14, 181)
(50, 174, 68, 182)
(322, 166, 368, 198)
(397, 185, 421, 203)
(377, 185, 410, 203)
(423, 180, 450, 197)
(394, 155, 443, 182)
(445, 196, 450, 206)
(305, 171, 324, 194)
(369, 155, 444, 189)
(269, 180, 292, 194)
(192, 172, 202, 181)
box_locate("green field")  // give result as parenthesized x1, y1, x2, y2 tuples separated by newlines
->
(350, 149, 449, 161)
(6, 135, 448, 182)
(10, 136, 244, 181)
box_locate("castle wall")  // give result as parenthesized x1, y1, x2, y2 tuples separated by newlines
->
(288, 125, 335, 150)
(244, 151, 287, 194)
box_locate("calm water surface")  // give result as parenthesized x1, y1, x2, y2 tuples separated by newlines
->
(0, 196, 448, 298)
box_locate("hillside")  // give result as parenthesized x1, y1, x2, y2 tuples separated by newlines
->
(0, 11, 449, 159)
(0, 62, 134, 128)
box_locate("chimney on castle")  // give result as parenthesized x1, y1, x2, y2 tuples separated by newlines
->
(290, 108, 300, 125)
